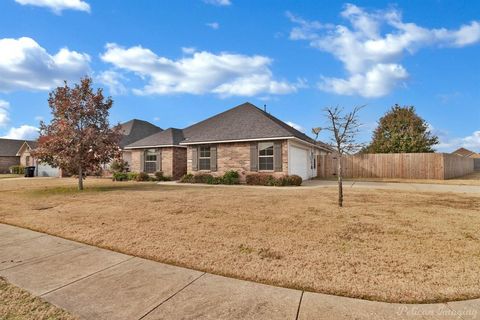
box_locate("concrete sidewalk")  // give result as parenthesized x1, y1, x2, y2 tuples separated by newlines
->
(302, 180, 480, 194)
(1, 224, 478, 320)
(159, 180, 480, 194)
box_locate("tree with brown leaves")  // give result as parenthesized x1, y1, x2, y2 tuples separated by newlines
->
(34, 77, 121, 190)
(324, 106, 364, 207)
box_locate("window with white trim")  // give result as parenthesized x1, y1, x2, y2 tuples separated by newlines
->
(199, 146, 211, 170)
(258, 142, 274, 171)
(144, 149, 157, 173)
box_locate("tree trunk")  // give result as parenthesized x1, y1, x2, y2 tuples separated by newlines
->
(78, 166, 84, 191)
(337, 155, 343, 207)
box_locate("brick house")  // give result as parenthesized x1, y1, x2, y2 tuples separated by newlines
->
(181, 103, 331, 181)
(16, 141, 64, 177)
(124, 128, 187, 180)
(118, 119, 163, 168)
(0, 138, 30, 173)
(124, 102, 331, 181)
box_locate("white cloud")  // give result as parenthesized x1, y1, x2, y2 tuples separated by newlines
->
(0, 37, 91, 92)
(0, 100, 10, 127)
(15, 0, 90, 14)
(0, 100, 39, 139)
(206, 22, 220, 30)
(100, 43, 298, 97)
(203, 0, 231, 6)
(319, 63, 408, 98)
(286, 121, 305, 132)
(96, 70, 127, 95)
(1, 125, 39, 140)
(182, 47, 196, 54)
(436, 131, 480, 152)
(288, 4, 480, 97)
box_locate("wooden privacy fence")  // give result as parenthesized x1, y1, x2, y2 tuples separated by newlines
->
(317, 153, 474, 180)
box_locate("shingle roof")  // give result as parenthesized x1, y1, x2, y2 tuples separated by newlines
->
(119, 119, 162, 148)
(181, 102, 326, 148)
(451, 147, 476, 157)
(125, 128, 185, 148)
(0, 138, 36, 156)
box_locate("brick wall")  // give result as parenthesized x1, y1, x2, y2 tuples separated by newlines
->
(129, 147, 187, 179)
(0, 156, 20, 173)
(130, 149, 142, 173)
(19, 149, 35, 166)
(187, 140, 288, 181)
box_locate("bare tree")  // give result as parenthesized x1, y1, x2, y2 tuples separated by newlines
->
(324, 106, 364, 207)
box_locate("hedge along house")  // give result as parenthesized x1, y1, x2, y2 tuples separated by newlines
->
(180, 102, 331, 181)
(123, 128, 187, 180)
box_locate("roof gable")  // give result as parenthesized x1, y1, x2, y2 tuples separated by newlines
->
(125, 128, 184, 148)
(0, 138, 36, 157)
(119, 119, 163, 148)
(451, 147, 476, 157)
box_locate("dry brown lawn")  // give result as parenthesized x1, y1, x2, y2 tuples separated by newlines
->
(0, 277, 76, 320)
(0, 178, 479, 303)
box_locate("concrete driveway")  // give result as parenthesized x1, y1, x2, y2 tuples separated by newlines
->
(1, 224, 479, 319)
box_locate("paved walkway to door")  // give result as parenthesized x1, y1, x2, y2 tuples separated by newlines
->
(1, 224, 478, 320)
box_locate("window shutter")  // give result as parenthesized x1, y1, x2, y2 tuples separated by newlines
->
(250, 143, 258, 172)
(192, 147, 198, 171)
(274, 142, 282, 172)
(210, 146, 217, 171)
(140, 151, 145, 172)
(156, 149, 162, 172)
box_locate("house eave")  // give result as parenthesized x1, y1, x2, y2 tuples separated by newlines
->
(16, 141, 33, 156)
(124, 145, 187, 150)
(179, 136, 331, 152)
(290, 137, 332, 152)
(179, 136, 295, 145)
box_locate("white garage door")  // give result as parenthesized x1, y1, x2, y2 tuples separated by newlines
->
(37, 163, 60, 177)
(290, 146, 309, 180)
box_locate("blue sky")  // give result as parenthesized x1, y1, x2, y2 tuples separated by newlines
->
(0, 0, 479, 151)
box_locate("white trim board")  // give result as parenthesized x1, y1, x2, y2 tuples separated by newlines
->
(124, 145, 187, 150)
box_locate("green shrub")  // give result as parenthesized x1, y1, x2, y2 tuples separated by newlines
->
(110, 159, 128, 173)
(112, 172, 128, 181)
(136, 172, 150, 182)
(154, 171, 164, 181)
(222, 170, 240, 185)
(127, 172, 138, 181)
(245, 173, 302, 186)
(9, 165, 25, 174)
(287, 175, 303, 186)
(194, 173, 214, 184)
(211, 176, 224, 184)
(246, 173, 273, 185)
(154, 171, 171, 181)
(180, 173, 195, 183)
